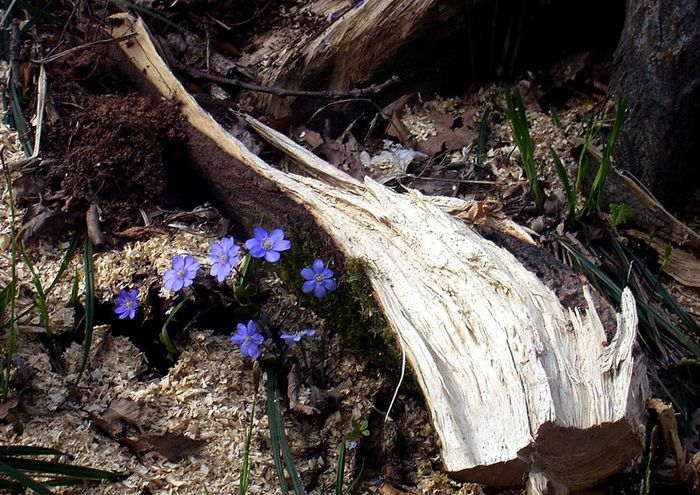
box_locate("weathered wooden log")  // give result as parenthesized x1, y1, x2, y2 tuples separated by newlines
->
(236, 0, 467, 118)
(111, 14, 648, 493)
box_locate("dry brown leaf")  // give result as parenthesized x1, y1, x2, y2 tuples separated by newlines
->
(144, 432, 207, 462)
(379, 482, 411, 495)
(415, 108, 478, 157)
(626, 230, 700, 288)
(0, 397, 19, 421)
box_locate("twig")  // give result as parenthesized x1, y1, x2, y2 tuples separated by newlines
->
(0, 0, 17, 28)
(32, 33, 137, 64)
(86, 203, 106, 248)
(30, 64, 47, 158)
(169, 57, 399, 99)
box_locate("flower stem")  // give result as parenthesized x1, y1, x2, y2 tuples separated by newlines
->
(160, 299, 186, 354)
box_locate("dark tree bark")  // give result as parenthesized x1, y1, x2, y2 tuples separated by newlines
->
(611, 0, 700, 209)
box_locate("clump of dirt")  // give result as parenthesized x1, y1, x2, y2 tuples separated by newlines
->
(41, 50, 186, 233)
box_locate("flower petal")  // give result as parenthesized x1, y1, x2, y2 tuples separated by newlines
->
(221, 236, 235, 249)
(265, 250, 281, 263)
(170, 278, 184, 292)
(314, 284, 327, 299)
(246, 320, 257, 335)
(274, 239, 291, 251)
(312, 259, 325, 272)
(253, 227, 268, 241)
(302, 280, 316, 293)
(320, 268, 334, 279)
(300, 268, 315, 280)
(324, 279, 338, 291)
(241, 341, 260, 360)
(251, 333, 265, 345)
(249, 245, 265, 258)
(269, 229, 285, 241)
(172, 255, 184, 270)
(209, 243, 223, 258)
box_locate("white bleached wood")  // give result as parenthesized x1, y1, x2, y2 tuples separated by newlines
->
(112, 15, 648, 491)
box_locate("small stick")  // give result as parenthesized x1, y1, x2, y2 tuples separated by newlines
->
(30, 64, 47, 158)
(169, 57, 399, 99)
(86, 203, 107, 248)
(32, 33, 137, 64)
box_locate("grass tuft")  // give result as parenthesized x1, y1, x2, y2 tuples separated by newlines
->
(504, 87, 544, 211)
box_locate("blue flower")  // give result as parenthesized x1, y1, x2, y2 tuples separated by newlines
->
(301, 259, 338, 299)
(209, 236, 240, 283)
(114, 288, 138, 320)
(280, 329, 317, 347)
(245, 227, 291, 263)
(346, 440, 359, 450)
(231, 320, 265, 360)
(163, 254, 200, 292)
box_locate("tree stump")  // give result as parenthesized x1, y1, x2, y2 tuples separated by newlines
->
(111, 14, 649, 494)
(611, 0, 700, 208)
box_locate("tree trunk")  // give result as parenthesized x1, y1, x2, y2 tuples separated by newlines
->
(112, 15, 649, 493)
(611, 0, 700, 209)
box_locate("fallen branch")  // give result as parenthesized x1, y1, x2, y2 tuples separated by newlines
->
(169, 57, 400, 99)
(111, 14, 649, 493)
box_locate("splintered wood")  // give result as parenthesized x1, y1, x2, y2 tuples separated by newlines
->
(111, 14, 648, 493)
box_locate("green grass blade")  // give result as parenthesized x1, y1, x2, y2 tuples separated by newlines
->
(68, 266, 80, 307)
(266, 365, 305, 495)
(549, 106, 563, 129)
(1, 157, 18, 400)
(14, 233, 81, 323)
(504, 88, 543, 210)
(562, 241, 700, 360)
(342, 457, 364, 495)
(0, 284, 8, 321)
(619, 242, 700, 336)
(476, 107, 491, 166)
(0, 446, 67, 457)
(335, 438, 346, 495)
(550, 147, 574, 220)
(19, 244, 52, 337)
(9, 83, 32, 156)
(46, 234, 80, 294)
(585, 97, 627, 214)
(239, 390, 257, 495)
(0, 458, 124, 480)
(0, 460, 55, 495)
(77, 236, 94, 383)
(266, 365, 289, 495)
(160, 298, 185, 354)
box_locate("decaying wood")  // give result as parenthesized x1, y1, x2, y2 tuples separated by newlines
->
(111, 14, 649, 493)
(237, 0, 466, 118)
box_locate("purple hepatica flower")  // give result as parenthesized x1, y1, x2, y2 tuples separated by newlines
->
(163, 254, 200, 292)
(346, 439, 359, 450)
(280, 329, 317, 347)
(209, 236, 240, 283)
(245, 227, 291, 263)
(231, 320, 265, 360)
(114, 288, 138, 320)
(301, 259, 338, 299)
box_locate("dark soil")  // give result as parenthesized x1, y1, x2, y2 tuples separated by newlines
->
(42, 50, 186, 233)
